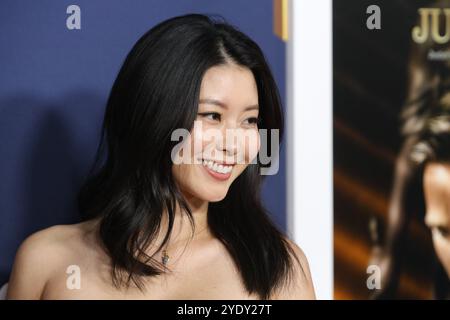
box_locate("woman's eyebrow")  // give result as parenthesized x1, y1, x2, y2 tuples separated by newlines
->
(199, 98, 259, 111)
(244, 105, 259, 111)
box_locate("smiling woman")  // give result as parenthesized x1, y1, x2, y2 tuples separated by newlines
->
(6, 13, 315, 300)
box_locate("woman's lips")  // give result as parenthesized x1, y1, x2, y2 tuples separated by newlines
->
(200, 158, 234, 181)
(202, 164, 232, 181)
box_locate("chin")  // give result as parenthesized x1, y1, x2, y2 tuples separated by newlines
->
(204, 191, 228, 202)
(196, 186, 229, 202)
(208, 194, 227, 202)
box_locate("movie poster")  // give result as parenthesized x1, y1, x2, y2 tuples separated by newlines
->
(334, 0, 450, 299)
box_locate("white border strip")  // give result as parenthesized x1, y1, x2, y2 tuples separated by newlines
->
(286, 0, 333, 300)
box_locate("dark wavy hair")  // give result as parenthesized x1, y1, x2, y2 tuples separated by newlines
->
(77, 14, 300, 299)
(398, 2, 450, 297)
(410, 109, 450, 165)
(410, 105, 450, 300)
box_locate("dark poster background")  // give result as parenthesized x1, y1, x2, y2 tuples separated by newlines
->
(333, 0, 439, 299)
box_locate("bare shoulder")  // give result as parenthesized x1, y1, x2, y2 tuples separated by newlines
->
(6, 221, 96, 299)
(271, 238, 316, 300)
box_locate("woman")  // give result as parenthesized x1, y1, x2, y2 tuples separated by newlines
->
(6, 14, 315, 300)
(370, 0, 450, 298)
(413, 107, 450, 299)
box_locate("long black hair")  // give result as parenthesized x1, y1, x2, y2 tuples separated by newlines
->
(77, 14, 300, 299)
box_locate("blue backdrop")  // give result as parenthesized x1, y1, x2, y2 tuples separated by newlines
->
(0, 0, 286, 285)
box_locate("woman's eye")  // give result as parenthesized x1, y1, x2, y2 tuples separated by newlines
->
(244, 117, 259, 126)
(198, 112, 221, 122)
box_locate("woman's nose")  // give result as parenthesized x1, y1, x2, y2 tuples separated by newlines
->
(218, 126, 240, 157)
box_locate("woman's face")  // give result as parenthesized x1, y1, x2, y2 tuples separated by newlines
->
(423, 162, 450, 278)
(172, 63, 261, 202)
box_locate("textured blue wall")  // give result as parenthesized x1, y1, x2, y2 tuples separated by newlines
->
(0, 0, 286, 285)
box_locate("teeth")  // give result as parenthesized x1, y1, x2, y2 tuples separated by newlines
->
(201, 159, 233, 174)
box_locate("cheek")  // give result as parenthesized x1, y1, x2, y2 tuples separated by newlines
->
(251, 132, 261, 160)
(172, 161, 204, 194)
(233, 164, 248, 177)
(172, 164, 190, 187)
(192, 124, 215, 159)
(241, 130, 260, 163)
